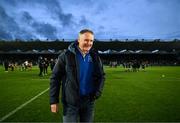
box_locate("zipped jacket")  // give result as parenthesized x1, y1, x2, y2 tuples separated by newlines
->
(50, 42, 105, 106)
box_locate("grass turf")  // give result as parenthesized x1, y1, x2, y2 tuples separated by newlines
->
(0, 65, 180, 122)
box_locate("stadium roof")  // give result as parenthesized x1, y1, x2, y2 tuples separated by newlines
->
(0, 49, 178, 55)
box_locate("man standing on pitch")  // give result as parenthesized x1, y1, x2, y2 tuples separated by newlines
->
(50, 29, 105, 122)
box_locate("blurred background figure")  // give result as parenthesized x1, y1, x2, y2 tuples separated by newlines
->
(50, 58, 55, 71)
(4, 60, 9, 72)
(44, 57, 49, 75)
(38, 56, 44, 76)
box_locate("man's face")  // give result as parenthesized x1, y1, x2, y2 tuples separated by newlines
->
(78, 32, 94, 54)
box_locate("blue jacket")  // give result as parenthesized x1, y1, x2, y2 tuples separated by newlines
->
(50, 42, 105, 106)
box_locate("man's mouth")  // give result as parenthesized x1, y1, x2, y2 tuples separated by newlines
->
(84, 44, 91, 47)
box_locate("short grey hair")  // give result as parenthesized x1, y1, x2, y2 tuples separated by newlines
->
(79, 29, 94, 35)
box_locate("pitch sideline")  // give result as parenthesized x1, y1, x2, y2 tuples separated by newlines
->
(0, 87, 49, 122)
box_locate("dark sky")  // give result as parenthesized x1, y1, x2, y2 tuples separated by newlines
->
(0, 0, 180, 40)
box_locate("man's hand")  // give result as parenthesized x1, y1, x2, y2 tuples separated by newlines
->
(50, 103, 59, 113)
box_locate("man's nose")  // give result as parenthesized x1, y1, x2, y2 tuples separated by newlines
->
(87, 42, 92, 45)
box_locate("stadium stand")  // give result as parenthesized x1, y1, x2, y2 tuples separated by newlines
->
(0, 40, 179, 66)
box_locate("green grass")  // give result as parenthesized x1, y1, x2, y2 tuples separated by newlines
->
(0, 65, 180, 122)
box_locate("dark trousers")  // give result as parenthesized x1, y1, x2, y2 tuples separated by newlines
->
(5, 66, 8, 71)
(39, 67, 43, 76)
(63, 97, 95, 123)
(44, 67, 48, 75)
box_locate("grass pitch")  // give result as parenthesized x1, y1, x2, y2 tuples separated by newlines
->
(0, 65, 180, 122)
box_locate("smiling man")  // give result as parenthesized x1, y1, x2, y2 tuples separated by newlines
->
(50, 29, 105, 122)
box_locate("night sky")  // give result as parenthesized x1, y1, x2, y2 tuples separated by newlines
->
(0, 0, 180, 40)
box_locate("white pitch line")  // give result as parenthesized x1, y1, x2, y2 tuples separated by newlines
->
(31, 79, 49, 80)
(0, 88, 49, 122)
